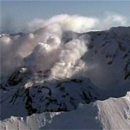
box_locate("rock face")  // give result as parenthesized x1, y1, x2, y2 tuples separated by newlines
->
(80, 27, 130, 89)
(0, 68, 99, 118)
(8, 68, 28, 86)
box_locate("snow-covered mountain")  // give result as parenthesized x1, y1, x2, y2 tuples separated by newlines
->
(0, 26, 130, 130)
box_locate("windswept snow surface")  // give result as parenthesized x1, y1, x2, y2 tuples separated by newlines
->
(0, 16, 130, 130)
(97, 92, 130, 130)
(0, 103, 101, 130)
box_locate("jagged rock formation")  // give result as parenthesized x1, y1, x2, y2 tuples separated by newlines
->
(0, 67, 99, 118)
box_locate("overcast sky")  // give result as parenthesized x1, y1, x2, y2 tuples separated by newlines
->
(1, 0, 130, 33)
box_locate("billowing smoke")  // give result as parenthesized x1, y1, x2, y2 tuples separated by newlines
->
(99, 13, 128, 30)
(27, 14, 128, 33)
(28, 14, 99, 33)
(24, 21, 88, 80)
(50, 39, 87, 79)
(0, 15, 89, 81)
(28, 19, 45, 32)
(0, 33, 37, 79)
(0, 14, 129, 86)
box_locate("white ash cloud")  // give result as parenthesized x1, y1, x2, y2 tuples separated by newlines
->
(27, 14, 129, 33)
(99, 13, 128, 30)
(0, 14, 129, 81)
(27, 14, 99, 33)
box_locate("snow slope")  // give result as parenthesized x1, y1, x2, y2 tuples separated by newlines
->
(0, 103, 101, 130)
(97, 93, 130, 130)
